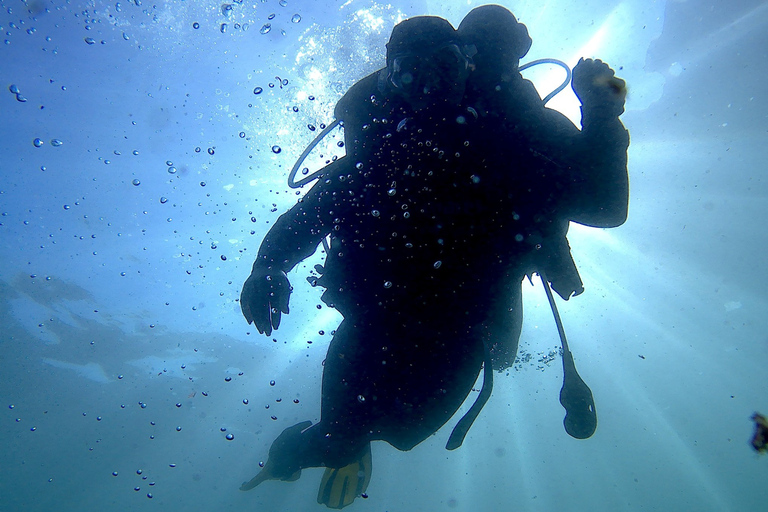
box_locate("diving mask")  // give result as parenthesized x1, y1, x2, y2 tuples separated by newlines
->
(386, 43, 472, 104)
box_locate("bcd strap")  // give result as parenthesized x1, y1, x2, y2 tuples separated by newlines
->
(445, 335, 494, 450)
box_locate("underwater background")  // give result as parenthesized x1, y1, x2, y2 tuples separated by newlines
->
(1, 0, 767, 510)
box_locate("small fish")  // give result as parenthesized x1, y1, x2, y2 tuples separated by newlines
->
(750, 412, 768, 453)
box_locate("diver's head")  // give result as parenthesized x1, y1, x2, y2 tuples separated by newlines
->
(383, 16, 472, 110)
(458, 5, 532, 84)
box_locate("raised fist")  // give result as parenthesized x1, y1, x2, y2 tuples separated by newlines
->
(572, 58, 626, 117)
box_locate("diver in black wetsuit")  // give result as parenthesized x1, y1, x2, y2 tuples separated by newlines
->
(455, 4, 629, 372)
(239, 8, 629, 509)
(321, 5, 628, 374)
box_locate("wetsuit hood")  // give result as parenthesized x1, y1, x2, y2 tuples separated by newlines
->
(458, 5, 532, 64)
(386, 16, 459, 66)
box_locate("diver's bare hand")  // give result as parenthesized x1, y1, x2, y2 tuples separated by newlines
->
(572, 58, 626, 117)
(240, 263, 291, 336)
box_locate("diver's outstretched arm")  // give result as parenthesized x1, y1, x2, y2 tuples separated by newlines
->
(241, 161, 350, 334)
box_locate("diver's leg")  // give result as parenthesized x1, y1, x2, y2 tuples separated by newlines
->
(315, 315, 381, 464)
(486, 277, 524, 371)
(354, 317, 485, 451)
(316, 311, 486, 452)
(248, 311, 486, 484)
(240, 318, 370, 493)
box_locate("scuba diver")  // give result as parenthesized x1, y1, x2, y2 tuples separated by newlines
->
(239, 6, 629, 509)
(313, 5, 627, 373)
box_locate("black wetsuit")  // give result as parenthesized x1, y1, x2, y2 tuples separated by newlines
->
(250, 68, 628, 469)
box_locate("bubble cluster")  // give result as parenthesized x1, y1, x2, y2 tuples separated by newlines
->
(8, 84, 26, 102)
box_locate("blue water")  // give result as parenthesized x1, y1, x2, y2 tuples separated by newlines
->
(1, 0, 767, 510)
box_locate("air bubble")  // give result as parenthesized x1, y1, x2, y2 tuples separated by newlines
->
(193, 22, 200, 29)
(271, 145, 281, 154)
(260, 23, 271, 34)
(132, 179, 140, 186)
(167, 166, 177, 174)
(291, 14, 301, 23)
(50, 139, 63, 147)
(383, 281, 392, 289)
(33, 138, 44, 147)
(253, 87, 263, 95)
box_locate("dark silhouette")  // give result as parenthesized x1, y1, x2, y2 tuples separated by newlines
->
(239, 6, 628, 508)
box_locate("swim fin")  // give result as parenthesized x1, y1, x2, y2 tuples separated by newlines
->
(240, 420, 312, 491)
(240, 468, 301, 491)
(317, 443, 372, 509)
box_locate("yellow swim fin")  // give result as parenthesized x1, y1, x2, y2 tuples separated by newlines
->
(317, 443, 372, 509)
